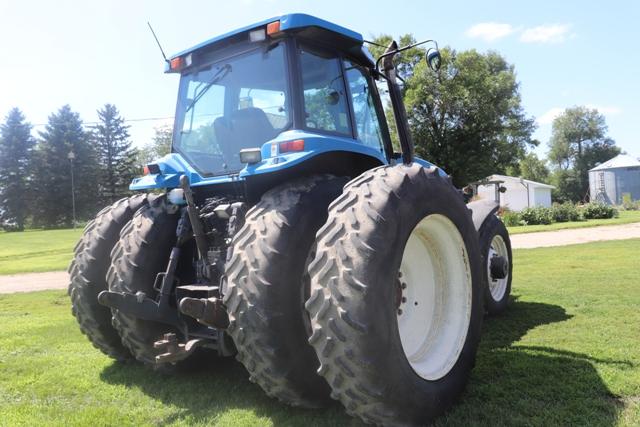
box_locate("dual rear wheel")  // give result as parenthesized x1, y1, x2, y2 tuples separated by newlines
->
(227, 165, 485, 425)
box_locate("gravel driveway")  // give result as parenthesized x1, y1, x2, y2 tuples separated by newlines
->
(510, 222, 640, 248)
(0, 271, 69, 294)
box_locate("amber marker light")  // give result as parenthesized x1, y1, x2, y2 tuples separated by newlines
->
(266, 21, 281, 36)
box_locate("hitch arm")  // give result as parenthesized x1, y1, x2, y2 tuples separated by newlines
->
(180, 175, 209, 261)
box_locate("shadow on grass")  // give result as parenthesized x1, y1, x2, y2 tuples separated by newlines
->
(437, 297, 626, 426)
(100, 352, 356, 426)
(100, 297, 626, 426)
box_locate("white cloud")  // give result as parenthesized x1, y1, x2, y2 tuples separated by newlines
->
(520, 24, 571, 43)
(537, 107, 565, 125)
(537, 105, 623, 125)
(465, 22, 515, 42)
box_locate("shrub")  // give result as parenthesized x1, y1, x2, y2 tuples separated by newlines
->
(621, 194, 640, 211)
(582, 202, 618, 219)
(551, 202, 581, 223)
(520, 206, 553, 225)
(501, 211, 522, 227)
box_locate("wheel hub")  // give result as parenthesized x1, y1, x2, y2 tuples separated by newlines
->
(487, 234, 509, 301)
(489, 255, 508, 280)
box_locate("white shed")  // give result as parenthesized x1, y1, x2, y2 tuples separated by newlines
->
(475, 174, 555, 212)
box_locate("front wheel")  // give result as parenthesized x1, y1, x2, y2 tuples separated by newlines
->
(479, 215, 512, 315)
(306, 164, 484, 426)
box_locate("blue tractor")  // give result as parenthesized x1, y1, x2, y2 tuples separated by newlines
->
(69, 14, 512, 425)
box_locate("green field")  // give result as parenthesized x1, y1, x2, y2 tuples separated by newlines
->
(1, 239, 639, 426)
(508, 210, 640, 234)
(0, 228, 83, 275)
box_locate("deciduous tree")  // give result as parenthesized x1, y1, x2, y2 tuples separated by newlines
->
(137, 125, 172, 167)
(547, 106, 620, 201)
(371, 36, 536, 186)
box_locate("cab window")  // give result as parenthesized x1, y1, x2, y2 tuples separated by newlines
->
(344, 60, 385, 152)
(299, 46, 351, 135)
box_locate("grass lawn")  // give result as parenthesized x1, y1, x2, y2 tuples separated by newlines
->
(1, 239, 639, 426)
(508, 209, 640, 235)
(0, 228, 83, 275)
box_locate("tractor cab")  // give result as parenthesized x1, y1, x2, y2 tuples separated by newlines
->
(131, 14, 436, 193)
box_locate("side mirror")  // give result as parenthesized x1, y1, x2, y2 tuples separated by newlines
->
(426, 48, 441, 71)
(326, 90, 340, 105)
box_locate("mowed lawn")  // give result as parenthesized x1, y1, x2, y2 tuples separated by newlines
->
(0, 228, 83, 275)
(508, 209, 640, 235)
(1, 240, 639, 426)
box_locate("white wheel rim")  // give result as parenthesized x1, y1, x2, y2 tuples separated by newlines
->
(487, 235, 509, 302)
(397, 214, 473, 381)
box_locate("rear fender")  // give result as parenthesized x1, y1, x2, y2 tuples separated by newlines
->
(467, 199, 500, 232)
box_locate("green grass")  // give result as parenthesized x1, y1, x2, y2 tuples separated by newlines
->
(0, 228, 83, 275)
(508, 209, 640, 234)
(1, 239, 639, 426)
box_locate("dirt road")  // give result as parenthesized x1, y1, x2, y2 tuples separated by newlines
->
(0, 271, 68, 294)
(510, 222, 640, 249)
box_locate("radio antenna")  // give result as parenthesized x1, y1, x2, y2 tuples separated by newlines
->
(147, 22, 169, 64)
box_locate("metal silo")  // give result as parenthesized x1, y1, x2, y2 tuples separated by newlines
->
(589, 154, 640, 204)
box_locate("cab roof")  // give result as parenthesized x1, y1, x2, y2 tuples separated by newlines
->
(167, 13, 373, 70)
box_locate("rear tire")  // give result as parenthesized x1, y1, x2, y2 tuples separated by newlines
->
(306, 164, 484, 425)
(479, 215, 512, 315)
(223, 175, 346, 408)
(107, 195, 182, 366)
(68, 194, 151, 361)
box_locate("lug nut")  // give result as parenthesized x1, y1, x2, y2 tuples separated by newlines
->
(397, 309, 403, 315)
(401, 282, 407, 289)
(401, 297, 407, 303)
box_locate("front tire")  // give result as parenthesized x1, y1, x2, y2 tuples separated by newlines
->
(68, 194, 151, 361)
(479, 215, 512, 315)
(306, 164, 484, 425)
(224, 175, 346, 408)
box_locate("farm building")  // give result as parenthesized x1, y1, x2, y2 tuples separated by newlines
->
(474, 174, 554, 212)
(589, 154, 640, 205)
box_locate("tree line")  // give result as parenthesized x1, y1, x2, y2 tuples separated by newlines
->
(0, 105, 170, 230)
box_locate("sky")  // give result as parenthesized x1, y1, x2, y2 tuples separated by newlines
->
(1, 0, 638, 159)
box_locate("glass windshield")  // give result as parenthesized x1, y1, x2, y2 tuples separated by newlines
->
(173, 43, 289, 175)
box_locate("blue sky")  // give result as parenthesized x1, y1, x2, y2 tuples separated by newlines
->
(1, 0, 638, 159)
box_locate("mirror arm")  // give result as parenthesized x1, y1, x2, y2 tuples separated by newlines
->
(374, 39, 439, 74)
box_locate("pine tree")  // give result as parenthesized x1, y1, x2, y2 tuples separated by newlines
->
(0, 108, 35, 231)
(33, 105, 100, 228)
(92, 104, 137, 204)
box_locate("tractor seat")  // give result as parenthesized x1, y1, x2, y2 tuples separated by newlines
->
(214, 108, 278, 157)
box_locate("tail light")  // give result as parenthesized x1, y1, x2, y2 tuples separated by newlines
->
(279, 139, 305, 153)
